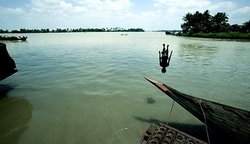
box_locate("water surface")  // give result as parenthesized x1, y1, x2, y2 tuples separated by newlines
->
(1, 32, 250, 144)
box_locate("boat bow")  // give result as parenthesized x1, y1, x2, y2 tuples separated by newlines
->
(145, 77, 250, 144)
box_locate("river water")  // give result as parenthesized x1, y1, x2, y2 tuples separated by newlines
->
(0, 32, 249, 144)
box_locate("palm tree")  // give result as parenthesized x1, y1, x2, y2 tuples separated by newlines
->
(202, 10, 212, 32)
(211, 12, 229, 32)
(242, 20, 250, 32)
(181, 12, 193, 33)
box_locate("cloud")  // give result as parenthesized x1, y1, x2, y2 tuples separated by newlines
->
(152, 0, 215, 29)
(0, 0, 249, 30)
(233, 6, 250, 14)
(0, 7, 26, 29)
(154, 0, 238, 13)
(30, 0, 73, 15)
(79, 0, 133, 11)
(210, 2, 236, 11)
(22, 0, 133, 27)
(154, 0, 212, 10)
(229, 6, 250, 24)
(71, 6, 87, 13)
(0, 7, 25, 15)
(29, 0, 133, 16)
(152, 0, 249, 29)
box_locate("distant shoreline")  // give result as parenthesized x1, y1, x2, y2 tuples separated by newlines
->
(0, 28, 144, 33)
(170, 32, 250, 40)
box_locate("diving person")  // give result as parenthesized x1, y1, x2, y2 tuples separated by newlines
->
(159, 44, 172, 73)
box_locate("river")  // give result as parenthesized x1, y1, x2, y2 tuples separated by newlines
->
(0, 32, 249, 144)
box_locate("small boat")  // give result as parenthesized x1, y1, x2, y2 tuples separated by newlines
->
(0, 35, 27, 41)
(145, 77, 250, 144)
(0, 43, 18, 81)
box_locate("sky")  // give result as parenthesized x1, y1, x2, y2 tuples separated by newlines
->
(0, 0, 250, 30)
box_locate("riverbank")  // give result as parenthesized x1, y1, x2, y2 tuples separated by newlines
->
(176, 32, 250, 39)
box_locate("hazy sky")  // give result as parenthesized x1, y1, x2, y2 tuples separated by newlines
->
(0, 0, 249, 30)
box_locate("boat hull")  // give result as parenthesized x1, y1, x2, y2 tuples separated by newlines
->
(145, 77, 250, 144)
(0, 43, 18, 81)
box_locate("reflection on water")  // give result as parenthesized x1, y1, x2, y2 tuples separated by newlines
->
(0, 84, 14, 97)
(146, 97, 156, 104)
(179, 43, 218, 65)
(0, 96, 32, 144)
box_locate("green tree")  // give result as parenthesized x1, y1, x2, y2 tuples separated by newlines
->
(192, 11, 203, 33)
(0, 29, 9, 33)
(242, 20, 250, 32)
(181, 10, 212, 33)
(181, 10, 231, 33)
(202, 10, 212, 32)
(230, 24, 242, 32)
(211, 12, 229, 32)
(181, 12, 194, 33)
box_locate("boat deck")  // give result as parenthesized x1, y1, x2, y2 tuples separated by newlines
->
(140, 123, 207, 144)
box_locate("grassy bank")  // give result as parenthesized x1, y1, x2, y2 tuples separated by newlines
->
(177, 32, 250, 39)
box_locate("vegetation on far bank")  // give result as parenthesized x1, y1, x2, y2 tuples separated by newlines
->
(0, 27, 144, 33)
(177, 32, 250, 39)
(172, 10, 250, 39)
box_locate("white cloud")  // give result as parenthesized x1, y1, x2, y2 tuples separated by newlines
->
(78, 0, 133, 11)
(30, 0, 73, 15)
(154, 0, 238, 13)
(154, 0, 211, 9)
(26, 0, 134, 23)
(72, 6, 88, 13)
(228, 6, 250, 24)
(0, 0, 249, 30)
(233, 6, 250, 14)
(0, 7, 25, 15)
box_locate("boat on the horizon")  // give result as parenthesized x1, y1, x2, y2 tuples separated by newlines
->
(145, 77, 250, 144)
(0, 35, 27, 41)
(121, 33, 128, 36)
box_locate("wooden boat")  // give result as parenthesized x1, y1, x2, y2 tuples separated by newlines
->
(145, 77, 250, 144)
(0, 43, 18, 81)
(0, 35, 27, 41)
(140, 123, 207, 144)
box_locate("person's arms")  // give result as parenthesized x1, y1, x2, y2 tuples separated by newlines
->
(159, 51, 162, 66)
(167, 51, 173, 66)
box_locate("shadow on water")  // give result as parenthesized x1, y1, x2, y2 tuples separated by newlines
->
(0, 84, 15, 98)
(146, 97, 156, 104)
(133, 116, 207, 141)
(134, 116, 242, 144)
(0, 95, 32, 144)
(133, 116, 162, 124)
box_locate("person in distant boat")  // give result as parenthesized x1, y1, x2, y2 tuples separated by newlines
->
(159, 44, 172, 73)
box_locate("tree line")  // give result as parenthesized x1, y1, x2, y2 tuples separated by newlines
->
(0, 27, 144, 33)
(181, 10, 250, 34)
